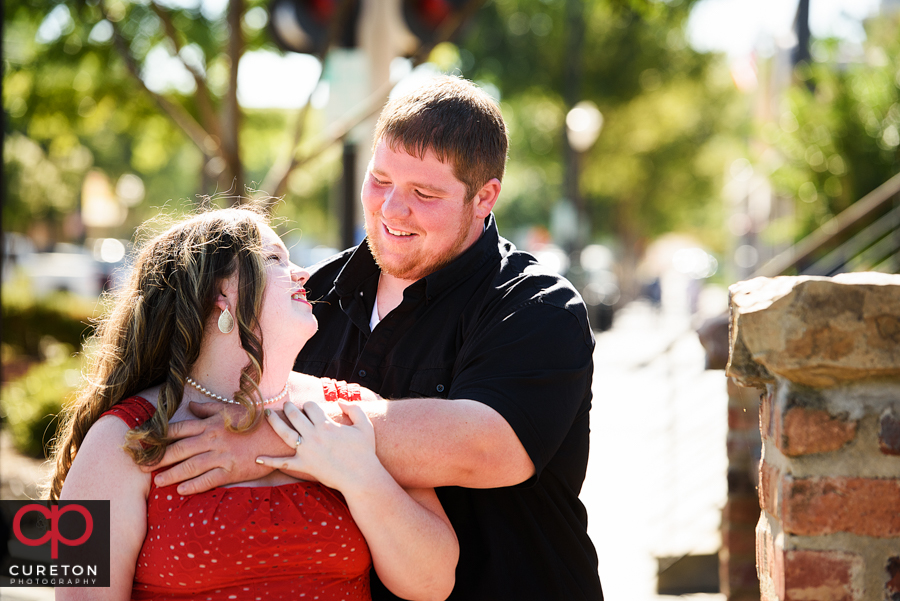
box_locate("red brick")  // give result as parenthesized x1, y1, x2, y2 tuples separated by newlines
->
(781, 407, 858, 456)
(723, 526, 757, 555)
(730, 405, 758, 430)
(727, 436, 761, 466)
(887, 556, 900, 601)
(783, 476, 900, 537)
(783, 550, 861, 601)
(725, 497, 762, 525)
(880, 410, 900, 456)
(759, 460, 780, 517)
(723, 561, 760, 594)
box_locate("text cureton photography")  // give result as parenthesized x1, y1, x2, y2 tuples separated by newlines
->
(1, 500, 110, 588)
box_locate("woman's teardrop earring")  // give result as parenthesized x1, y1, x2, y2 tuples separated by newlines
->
(218, 307, 235, 334)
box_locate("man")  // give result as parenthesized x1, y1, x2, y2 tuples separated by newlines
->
(155, 76, 603, 600)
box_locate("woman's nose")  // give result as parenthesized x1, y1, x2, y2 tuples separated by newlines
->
(291, 264, 310, 284)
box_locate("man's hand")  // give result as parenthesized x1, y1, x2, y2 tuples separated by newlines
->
(144, 401, 294, 495)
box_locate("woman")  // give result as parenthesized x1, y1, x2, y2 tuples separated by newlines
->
(51, 207, 458, 600)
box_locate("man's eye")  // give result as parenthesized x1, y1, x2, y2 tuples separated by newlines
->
(372, 176, 388, 185)
(415, 190, 435, 199)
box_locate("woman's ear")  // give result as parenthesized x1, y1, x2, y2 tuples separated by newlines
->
(214, 275, 239, 334)
(215, 274, 239, 312)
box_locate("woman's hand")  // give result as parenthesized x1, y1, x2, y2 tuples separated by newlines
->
(259, 399, 458, 601)
(257, 401, 382, 493)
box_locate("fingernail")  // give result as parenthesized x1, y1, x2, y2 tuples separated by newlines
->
(255, 458, 264, 464)
(265, 409, 271, 417)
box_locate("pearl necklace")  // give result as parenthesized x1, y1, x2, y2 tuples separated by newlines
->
(185, 376, 289, 406)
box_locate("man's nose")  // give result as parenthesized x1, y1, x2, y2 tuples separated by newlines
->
(380, 187, 411, 220)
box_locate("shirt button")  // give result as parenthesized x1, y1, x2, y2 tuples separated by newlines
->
(436, 384, 445, 393)
(358, 370, 367, 378)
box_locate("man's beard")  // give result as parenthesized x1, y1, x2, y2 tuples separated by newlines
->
(365, 211, 474, 282)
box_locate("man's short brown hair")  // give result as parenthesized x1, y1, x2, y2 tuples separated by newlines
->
(373, 75, 509, 203)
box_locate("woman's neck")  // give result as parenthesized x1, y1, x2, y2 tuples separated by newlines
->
(190, 340, 295, 402)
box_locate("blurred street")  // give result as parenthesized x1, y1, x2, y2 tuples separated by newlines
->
(584, 300, 728, 600)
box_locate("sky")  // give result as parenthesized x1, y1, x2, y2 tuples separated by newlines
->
(150, 0, 886, 109)
(686, 0, 883, 58)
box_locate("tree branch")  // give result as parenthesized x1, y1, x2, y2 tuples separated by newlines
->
(99, 1, 222, 160)
(223, 0, 244, 199)
(150, 1, 224, 144)
(259, 76, 393, 209)
(260, 0, 486, 208)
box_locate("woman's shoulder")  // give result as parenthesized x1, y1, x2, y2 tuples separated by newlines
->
(99, 385, 161, 429)
(133, 384, 162, 408)
(64, 410, 151, 500)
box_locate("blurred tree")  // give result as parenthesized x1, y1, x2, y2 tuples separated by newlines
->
(762, 12, 900, 242)
(3, 0, 339, 244)
(456, 0, 743, 275)
(3, 0, 481, 248)
(5, 0, 745, 272)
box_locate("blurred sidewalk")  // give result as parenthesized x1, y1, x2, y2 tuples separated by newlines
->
(1, 430, 54, 601)
(583, 300, 728, 600)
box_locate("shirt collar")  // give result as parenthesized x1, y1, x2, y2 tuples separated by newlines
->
(334, 214, 500, 302)
(421, 214, 499, 300)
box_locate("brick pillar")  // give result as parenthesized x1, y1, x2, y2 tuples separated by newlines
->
(727, 273, 900, 601)
(722, 376, 763, 601)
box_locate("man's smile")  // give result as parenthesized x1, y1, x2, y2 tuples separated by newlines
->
(384, 224, 415, 237)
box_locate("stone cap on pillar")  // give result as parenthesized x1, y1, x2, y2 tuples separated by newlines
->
(727, 272, 900, 388)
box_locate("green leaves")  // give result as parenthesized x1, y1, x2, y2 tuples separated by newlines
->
(767, 13, 900, 241)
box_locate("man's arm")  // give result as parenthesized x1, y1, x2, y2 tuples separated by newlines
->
(155, 296, 590, 496)
(353, 397, 535, 489)
(148, 403, 293, 493)
(151, 397, 534, 494)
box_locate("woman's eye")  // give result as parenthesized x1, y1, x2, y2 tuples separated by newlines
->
(268, 254, 282, 263)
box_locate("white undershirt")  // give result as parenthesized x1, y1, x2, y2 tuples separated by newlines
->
(369, 292, 382, 332)
(368, 222, 486, 333)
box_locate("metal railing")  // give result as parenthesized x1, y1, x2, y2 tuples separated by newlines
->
(753, 171, 900, 277)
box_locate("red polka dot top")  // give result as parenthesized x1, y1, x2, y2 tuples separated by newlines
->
(102, 379, 372, 600)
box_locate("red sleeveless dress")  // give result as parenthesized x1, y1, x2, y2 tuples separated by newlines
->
(103, 379, 372, 600)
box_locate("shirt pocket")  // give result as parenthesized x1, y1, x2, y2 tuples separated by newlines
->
(408, 368, 453, 399)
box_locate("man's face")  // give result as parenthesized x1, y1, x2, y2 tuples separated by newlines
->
(362, 140, 486, 283)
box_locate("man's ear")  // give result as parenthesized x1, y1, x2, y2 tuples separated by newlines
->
(473, 178, 501, 220)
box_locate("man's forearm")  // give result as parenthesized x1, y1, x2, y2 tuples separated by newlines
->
(342, 398, 535, 489)
(151, 410, 297, 491)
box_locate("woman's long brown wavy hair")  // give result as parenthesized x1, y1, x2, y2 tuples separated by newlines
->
(48, 207, 274, 500)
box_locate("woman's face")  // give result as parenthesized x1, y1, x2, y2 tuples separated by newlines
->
(255, 223, 318, 353)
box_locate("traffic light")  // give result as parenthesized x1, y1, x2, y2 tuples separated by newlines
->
(268, 0, 360, 55)
(268, 0, 474, 56)
(401, 0, 471, 47)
